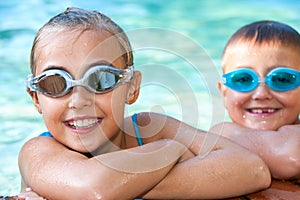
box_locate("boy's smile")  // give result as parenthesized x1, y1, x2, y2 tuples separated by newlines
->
(220, 42, 300, 130)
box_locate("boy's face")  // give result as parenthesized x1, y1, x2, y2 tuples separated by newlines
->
(219, 41, 300, 130)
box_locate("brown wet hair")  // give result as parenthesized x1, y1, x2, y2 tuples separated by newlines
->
(30, 7, 133, 74)
(222, 20, 300, 59)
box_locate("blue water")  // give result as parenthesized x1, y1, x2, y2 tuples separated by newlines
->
(1, 0, 300, 196)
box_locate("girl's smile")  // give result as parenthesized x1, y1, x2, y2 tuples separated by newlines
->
(64, 117, 103, 134)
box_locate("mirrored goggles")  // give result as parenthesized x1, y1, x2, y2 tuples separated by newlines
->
(27, 65, 134, 98)
(222, 67, 300, 92)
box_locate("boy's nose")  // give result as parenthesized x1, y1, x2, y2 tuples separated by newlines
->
(251, 83, 273, 100)
(68, 86, 93, 109)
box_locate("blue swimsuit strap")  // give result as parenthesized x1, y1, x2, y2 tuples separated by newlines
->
(39, 131, 53, 137)
(132, 113, 143, 146)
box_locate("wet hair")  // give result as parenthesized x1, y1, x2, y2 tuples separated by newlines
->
(222, 20, 300, 58)
(30, 7, 133, 74)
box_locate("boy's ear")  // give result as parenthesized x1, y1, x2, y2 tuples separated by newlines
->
(218, 80, 231, 109)
(126, 71, 142, 104)
(27, 88, 42, 114)
(217, 80, 228, 109)
(217, 80, 225, 97)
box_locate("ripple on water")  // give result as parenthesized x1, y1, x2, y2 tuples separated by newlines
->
(0, 121, 33, 144)
(0, 120, 39, 196)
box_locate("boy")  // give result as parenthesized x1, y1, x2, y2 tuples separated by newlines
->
(211, 20, 300, 180)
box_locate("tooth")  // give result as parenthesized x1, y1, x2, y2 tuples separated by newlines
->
(89, 119, 94, 125)
(68, 119, 99, 129)
(83, 119, 89, 126)
(253, 109, 262, 113)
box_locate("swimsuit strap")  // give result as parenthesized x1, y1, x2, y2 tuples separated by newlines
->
(39, 131, 53, 137)
(132, 113, 143, 146)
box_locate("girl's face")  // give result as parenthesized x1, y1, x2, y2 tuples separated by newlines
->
(219, 42, 300, 130)
(31, 29, 139, 153)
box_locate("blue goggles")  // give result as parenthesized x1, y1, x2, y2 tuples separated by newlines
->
(222, 67, 300, 92)
(27, 65, 134, 98)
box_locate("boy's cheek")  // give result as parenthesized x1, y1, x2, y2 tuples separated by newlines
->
(222, 89, 235, 107)
(223, 91, 248, 113)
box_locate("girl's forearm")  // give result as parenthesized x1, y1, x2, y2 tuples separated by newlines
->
(19, 138, 186, 199)
(143, 135, 271, 199)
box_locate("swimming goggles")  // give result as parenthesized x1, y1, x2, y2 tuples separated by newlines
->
(222, 67, 300, 92)
(27, 65, 134, 98)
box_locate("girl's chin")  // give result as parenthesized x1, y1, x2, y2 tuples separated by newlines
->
(65, 139, 98, 155)
(70, 146, 97, 156)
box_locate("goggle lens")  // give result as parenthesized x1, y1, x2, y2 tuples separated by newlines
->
(37, 74, 67, 96)
(270, 71, 298, 91)
(87, 70, 120, 92)
(231, 72, 254, 88)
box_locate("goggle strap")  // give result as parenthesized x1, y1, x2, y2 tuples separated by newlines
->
(122, 66, 134, 82)
(26, 74, 36, 91)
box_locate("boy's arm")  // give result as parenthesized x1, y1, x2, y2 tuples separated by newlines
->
(131, 113, 271, 199)
(19, 137, 185, 200)
(210, 122, 300, 180)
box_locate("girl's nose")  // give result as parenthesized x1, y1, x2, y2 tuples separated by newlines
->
(251, 84, 273, 100)
(68, 86, 93, 110)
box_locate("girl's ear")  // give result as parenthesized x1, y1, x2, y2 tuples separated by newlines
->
(126, 71, 142, 104)
(27, 88, 42, 114)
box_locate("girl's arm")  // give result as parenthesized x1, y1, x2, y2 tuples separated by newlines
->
(210, 122, 300, 180)
(19, 137, 186, 200)
(128, 113, 271, 199)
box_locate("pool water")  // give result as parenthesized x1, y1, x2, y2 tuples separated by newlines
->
(1, 0, 300, 196)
